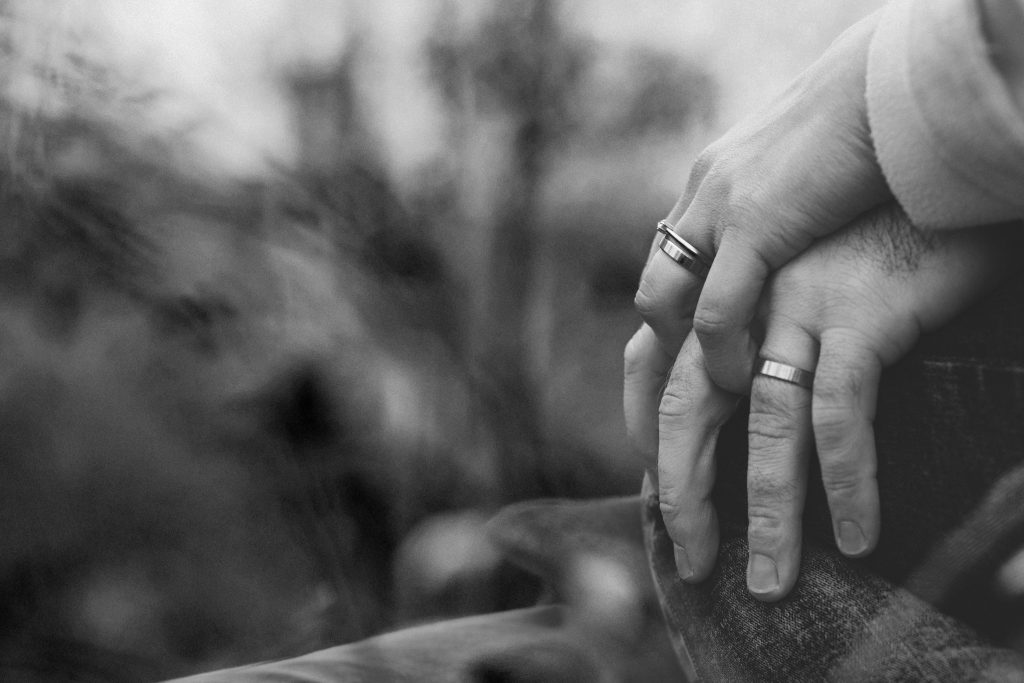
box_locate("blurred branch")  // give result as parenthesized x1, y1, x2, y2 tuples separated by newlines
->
(426, 0, 589, 499)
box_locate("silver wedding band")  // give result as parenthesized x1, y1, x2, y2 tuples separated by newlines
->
(756, 358, 814, 389)
(656, 220, 712, 279)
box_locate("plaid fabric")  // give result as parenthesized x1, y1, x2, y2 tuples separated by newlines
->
(645, 274, 1024, 681)
(646, 481, 1024, 682)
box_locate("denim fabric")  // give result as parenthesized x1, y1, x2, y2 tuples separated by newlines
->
(645, 274, 1024, 681)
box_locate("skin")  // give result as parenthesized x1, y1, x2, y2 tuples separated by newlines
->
(634, 13, 891, 399)
(631, 15, 890, 588)
(625, 205, 1015, 600)
(628, 1, 1024, 600)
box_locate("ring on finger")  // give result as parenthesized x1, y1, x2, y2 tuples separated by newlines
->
(656, 220, 713, 279)
(755, 358, 814, 389)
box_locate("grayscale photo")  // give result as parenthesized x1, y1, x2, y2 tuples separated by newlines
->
(1, 1, 1023, 681)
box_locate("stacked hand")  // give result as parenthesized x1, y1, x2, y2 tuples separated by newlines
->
(634, 15, 889, 397)
(627, 204, 1012, 600)
(624, 13, 1017, 601)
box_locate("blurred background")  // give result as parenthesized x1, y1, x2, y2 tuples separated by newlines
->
(0, 1, 879, 679)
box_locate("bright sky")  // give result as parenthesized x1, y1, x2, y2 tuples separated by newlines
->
(91, 0, 348, 175)
(4, 0, 882, 181)
(5, 0, 352, 176)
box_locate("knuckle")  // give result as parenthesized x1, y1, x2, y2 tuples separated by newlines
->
(633, 278, 661, 322)
(660, 498, 689, 547)
(820, 471, 862, 499)
(659, 495, 682, 523)
(658, 384, 695, 421)
(622, 333, 645, 379)
(747, 473, 801, 508)
(813, 364, 864, 409)
(659, 488, 710, 543)
(820, 457, 875, 498)
(690, 145, 722, 184)
(746, 510, 786, 545)
(692, 300, 735, 345)
(658, 485, 692, 527)
(812, 402, 858, 454)
(722, 192, 762, 227)
(748, 407, 799, 445)
(723, 197, 814, 264)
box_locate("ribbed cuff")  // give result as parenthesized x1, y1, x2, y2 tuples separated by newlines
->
(867, 0, 1024, 229)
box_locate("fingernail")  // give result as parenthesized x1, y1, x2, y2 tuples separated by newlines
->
(674, 544, 694, 580)
(837, 520, 868, 555)
(747, 553, 779, 594)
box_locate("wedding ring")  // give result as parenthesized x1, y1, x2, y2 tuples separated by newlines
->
(657, 220, 712, 265)
(756, 358, 814, 389)
(655, 221, 712, 279)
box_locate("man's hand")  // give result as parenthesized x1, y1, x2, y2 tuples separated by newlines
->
(626, 204, 1016, 600)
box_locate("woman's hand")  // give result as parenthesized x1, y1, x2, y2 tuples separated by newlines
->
(635, 12, 890, 395)
(626, 204, 1016, 601)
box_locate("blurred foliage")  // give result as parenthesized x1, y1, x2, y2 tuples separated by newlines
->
(427, 0, 590, 146)
(0, 0, 718, 679)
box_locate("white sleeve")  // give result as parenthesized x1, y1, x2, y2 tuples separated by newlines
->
(866, 0, 1024, 229)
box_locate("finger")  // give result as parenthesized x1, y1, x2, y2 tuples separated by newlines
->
(746, 323, 819, 601)
(664, 146, 719, 227)
(658, 332, 740, 582)
(692, 231, 766, 394)
(636, 153, 720, 362)
(623, 323, 679, 473)
(812, 328, 881, 558)
(635, 236, 704, 345)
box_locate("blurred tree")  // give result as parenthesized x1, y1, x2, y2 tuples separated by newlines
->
(285, 33, 459, 346)
(426, 0, 589, 499)
(602, 48, 716, 139)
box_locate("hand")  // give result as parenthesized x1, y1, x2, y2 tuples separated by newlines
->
(635, 12, 890, 395)
(626, 204, 1016, 601)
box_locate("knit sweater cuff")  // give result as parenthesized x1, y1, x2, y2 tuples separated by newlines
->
(867, 0, 1024, 229)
